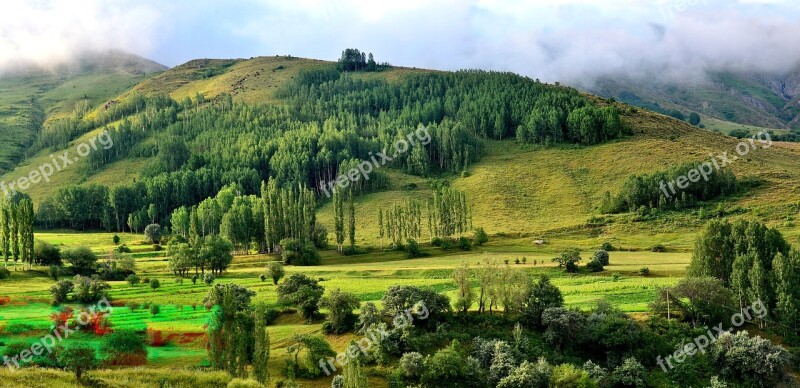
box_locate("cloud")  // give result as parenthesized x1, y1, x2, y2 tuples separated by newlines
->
(0, 0, 162, 72)
(3, 0, 800, 84)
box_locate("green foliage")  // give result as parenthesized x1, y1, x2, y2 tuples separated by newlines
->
(650, 277, 734, 327)
(405, 239, 423, 258)
(524, 275, 564, 327)
(56, 344, 97, 381)
(150, 278, 161, 289)
(420, 340, 483, 387)
(62, 246, 98, 275)
(473, 227, 489, 246)
(355, 302, 382, 335)
(0, 267, 10, 280)
(100, 330, 148, 365)
(265, 261, 285, 285)
(33, 239, 61, 266)
(287, 335, 336, 378)
(610, 358, 646, 387)
(603, 161, 737, 213)
(552, 249, 582, 273)
(550, 363, 596, 388)
(586, 259, 604, 273)
(592, 250, 610, 266)
(381, 285, 450, 322)
(144, 224, 162, 243)
(708, 332, 790, 387)
(150, 304, 161, 316)
(277, 274, 325, 321)
(689, 112, 701, 126)
(319, 288, 360, 334)
(498, 358, 552, 388)
(126, 274, 140, 285)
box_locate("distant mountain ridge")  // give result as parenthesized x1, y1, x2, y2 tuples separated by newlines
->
(586, 65, 800, 131)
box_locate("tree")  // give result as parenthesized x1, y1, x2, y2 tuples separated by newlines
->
(611, 358, 646, 387)
(381, 285, 451, 322)
(72, 275, 111, 304)
(201, 235, 234, 276)
(144, 223, 162, 244)
(167, 242, 194, 277)
(355, 302, 382, 335)
(347, 188, 356, 248)
(421, 340, 483, 387)
(265, 261, 285, 285)
(550, 363, 595, 388)
(650, 277, 734, 328)
(473, 227, 489, 246)
(708, 331, 789, 387)
(277, 274, 325, 321)
(319, 288, 360, 334)
(253, 303, 271, 385)
(552, 249, 581, 273)
(62, 246, 98, 275)
(333, 188, 344, 252)
(100, 330, 147, 365)
(476, 258, 501, 313)
(287, 334, 336, 378)
(524, 275, 564, 327)
(498, 359, 553, 388)
(592, 250, 609, 266)
(34, 239, 61, 266)
(56, 344, 97, 381)
(452, 262, 475, 313)
(773, 250, 800, 334)
(688, 112, 701, 126)
(50, 279, 74, 305)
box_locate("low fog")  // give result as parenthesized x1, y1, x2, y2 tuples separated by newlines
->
(2, 0, 799, 84)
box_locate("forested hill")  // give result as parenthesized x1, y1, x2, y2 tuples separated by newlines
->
(3, 53, 800, 242)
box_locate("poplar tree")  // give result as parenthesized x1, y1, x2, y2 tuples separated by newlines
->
(347, 188, 356, 248)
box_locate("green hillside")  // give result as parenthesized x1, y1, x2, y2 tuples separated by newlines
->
(0, 51, 166, 174)
(2, 55, 800, 247)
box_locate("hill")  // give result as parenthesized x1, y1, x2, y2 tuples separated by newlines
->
(586, 67, 800, 135)
(0, 50, 166, 173)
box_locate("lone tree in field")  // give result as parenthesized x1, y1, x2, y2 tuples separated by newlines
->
(552, 249, 582, 273)
(57, 344, 97, 381)
(265, 261, 285, 285)
(144, 223, 162, 244)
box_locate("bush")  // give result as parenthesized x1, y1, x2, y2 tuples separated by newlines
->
(639, 267, 651, 277)
(100, 330, 147, 365)
(611, 357, 647, 387)
(191, 275, 198, 284)
(227, 379, 264, 388)
(203, 274, 215, 285)
(113, 235, 120, 245)
(48, 265, 61, 280)
(73, 275, 111, 304)
(50, 279, 74, 305)
(431, 237, 443, 247)
(62, 246, 98, 275)
(144, 223, 162, 243)
(126, 302, 140, 311)
(56, 344, 97, 381)
(406, 239, 423, 258)
(153, 244, 163, 252)
(399, 352, 425, 380)
(126, 274, 140, 285)
(34, 240, 62, 266)
(474, 227, 489, 246)
(601, 242, 614, 251)
(116, 244, 132, 253)
(0, 267, 11, 280)
(459, 236, 472, 251)
(586, 260, 604, 273)
(592, 250, 610, 266)
(259, 274, 267, 282)
(612, 272, 621, 282)
(150, 279, 161, 289)
(142, 277, 151, 284)
(550, 364, 594, 387)
(650, 244, 666, 252)
(319, 288, 360, 334)
(266, 261, 285, 285)
(150, 304, 161, 316)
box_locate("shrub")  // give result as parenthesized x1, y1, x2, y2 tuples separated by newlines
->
(191, 274, 198, 284)
(150, 304, 161, 316)
(431, 237, 443, 247)
(639, 267, 651, 277)
(601, 242, 614, 251)
(277, 274, 324, 321)
(100, 330, 147, 365)
(592, 250, 610, 266)
(459, 237, 472, 251)
(515, 258, 521, 264)
(62, 246, 98, 275)
(147, 328, 167, 346)
(56, 344, 97, 381)
(48, 265, 61, 280)
(474, 227, 489, 245)
(612, 272, 621, 282)
(259, 274, 267, 282)
(586, 260, 604, 273)
(203, 273, 215, 285)
(611, 357, 647, 387)
(0, 267, 11, 280)
(117, 244, 132, 253)
(49, 279, 74, 305)
(144, 223, 162, 243)
(142, 277, 151, 283)
(406, 239, 423, 258)
(552, 249, 582, 273)
(150, 279, 161, 289)
(153, 244, 163, 252)
(266, 261, 285, 285)
(227, 379, 264, 388)
(126, 274, 140, 285)
(399, 352, 425, 380)
(113, 234, 120, 245)
(522, 257, 527, 264)
(319, 288, 360, 334)
(34, 240, 62, 266)
(126, 302, 140, 311)
(650, 244, 666, 252)
(550, 363, 594, 387)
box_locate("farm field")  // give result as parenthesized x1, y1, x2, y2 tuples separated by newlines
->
(0, 230, 690, 387)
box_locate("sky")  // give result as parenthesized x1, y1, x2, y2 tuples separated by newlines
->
(2, 0, 800, 84)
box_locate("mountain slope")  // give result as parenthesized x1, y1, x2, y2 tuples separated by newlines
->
(0, 51, 166, 173)
(3, 55, 799, 249)
(587, 67, 800, 132)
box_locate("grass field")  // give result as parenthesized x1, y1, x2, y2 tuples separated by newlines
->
(0, 230, 690, 387)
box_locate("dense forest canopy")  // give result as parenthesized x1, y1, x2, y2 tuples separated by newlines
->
(35, 61, 625, 232)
